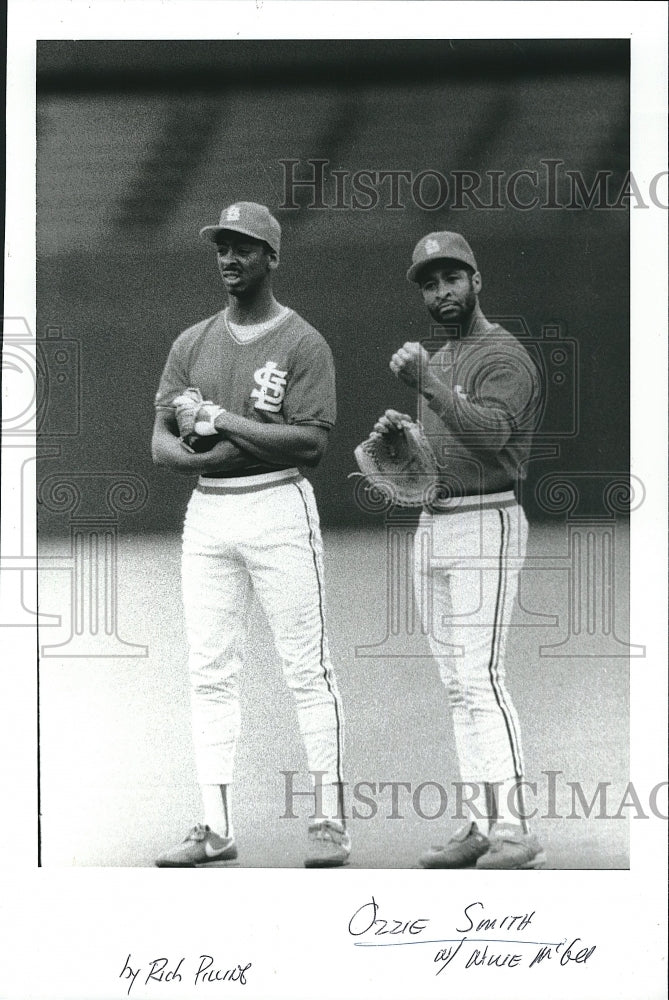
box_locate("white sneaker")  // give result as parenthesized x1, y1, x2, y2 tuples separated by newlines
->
(304, 820, 351, 868)
(155, 824, 238, 867)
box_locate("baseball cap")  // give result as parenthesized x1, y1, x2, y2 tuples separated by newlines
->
(407, 231, 478, 283)
(199, 202, 281, 254)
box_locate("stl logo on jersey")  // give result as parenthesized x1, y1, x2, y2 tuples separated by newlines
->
(252, 361, 288, 413)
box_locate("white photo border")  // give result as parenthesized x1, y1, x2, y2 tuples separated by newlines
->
(2, 3, 667, 999)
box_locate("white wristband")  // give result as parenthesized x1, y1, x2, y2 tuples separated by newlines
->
(194, 403, 225, 436)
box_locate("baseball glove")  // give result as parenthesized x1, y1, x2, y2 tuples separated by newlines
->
(353, 419, 439, 507)
(172, 387, 223, 453)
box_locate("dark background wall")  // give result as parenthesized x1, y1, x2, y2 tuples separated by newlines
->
(36, 40, 629, 531)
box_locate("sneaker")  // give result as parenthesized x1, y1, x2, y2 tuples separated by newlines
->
(419, 821, 490, 869)
(155, 824, 238, 868)
(304, 820, 351, 868)
(476, 824, 546, 870)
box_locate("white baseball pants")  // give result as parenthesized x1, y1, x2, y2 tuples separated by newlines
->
(414, 492, 527, 784)
(181, 470, 344, 789)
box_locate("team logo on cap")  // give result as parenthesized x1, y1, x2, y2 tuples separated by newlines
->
(226, 205, 241, 221)
(424, 238, 441, 255)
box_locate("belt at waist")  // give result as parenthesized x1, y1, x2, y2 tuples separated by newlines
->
(202, 464, 292, 479)
(425, 489, 518, 514)
(196, 468, 303, 495)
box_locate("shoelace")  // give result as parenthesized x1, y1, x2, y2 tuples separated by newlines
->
(309, 821, 345, 844)
(187, 824, 210, 843)
(489, 827, 526, 849)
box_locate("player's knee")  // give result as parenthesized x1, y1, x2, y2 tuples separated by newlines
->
(189, 661, 237, 696)
(442, 677, 466, 706)
(442, 673, 493, 709)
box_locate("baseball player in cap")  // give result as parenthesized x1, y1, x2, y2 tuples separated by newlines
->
(151, 201, 349, 868)
(373, 231, 545, 869)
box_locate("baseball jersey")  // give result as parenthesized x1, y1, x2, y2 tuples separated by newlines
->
(420, 314, 541, 496)
(155, 307, 336, 475)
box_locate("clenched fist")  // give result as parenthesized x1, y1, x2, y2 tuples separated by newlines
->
(389, 341, 430, 389)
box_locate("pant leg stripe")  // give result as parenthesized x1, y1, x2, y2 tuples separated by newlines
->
(487, 508, 524, 782)
(498, 509, 525, 776)
(293, 482, 345, 804)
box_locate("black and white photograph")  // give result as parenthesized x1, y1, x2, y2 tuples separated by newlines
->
(34, 34, 637, 870)
(1, 2, 667, 999)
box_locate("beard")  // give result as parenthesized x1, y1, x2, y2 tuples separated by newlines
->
(429, 281, 477, 329)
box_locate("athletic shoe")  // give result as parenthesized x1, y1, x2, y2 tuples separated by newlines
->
(154, 824, 238, 868)
(476, 824, 546, 870)
(304, 820, 351, 868)
(419, 821, 491, 869)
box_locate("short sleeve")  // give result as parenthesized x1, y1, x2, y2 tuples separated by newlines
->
(154, 337, 190, 410)
(282, 333, 337, 429)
